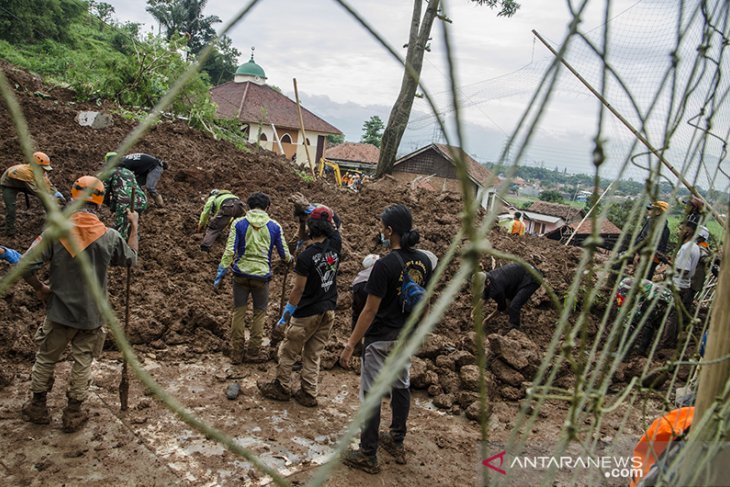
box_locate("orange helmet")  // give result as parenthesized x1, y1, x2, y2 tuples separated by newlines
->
(33, 151, 52, 170)
(71, 176, 105, 206)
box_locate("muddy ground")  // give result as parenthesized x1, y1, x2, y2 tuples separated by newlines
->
(0, 62, 668, 485)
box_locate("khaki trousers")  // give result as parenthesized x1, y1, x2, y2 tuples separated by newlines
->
(30, 319, 105, 401)
(276, 310, 335, 396)
(231, 276, 269, 354)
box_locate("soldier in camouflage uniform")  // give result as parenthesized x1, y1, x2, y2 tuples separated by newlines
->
(103, 167, 147, 239)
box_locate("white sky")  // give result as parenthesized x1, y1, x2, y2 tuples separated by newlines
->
(107, 0, 730, 192)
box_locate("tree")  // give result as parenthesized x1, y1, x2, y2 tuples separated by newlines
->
(327, 133, 345, 145)
(539, 190, 564, 203)
(146, 0, 220, 55)
(376, 0, 520, 177)
(201, 35, 241, 84)
(361, 115, 385, 147)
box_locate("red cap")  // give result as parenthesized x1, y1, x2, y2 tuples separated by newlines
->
(309, 206, 334, 224)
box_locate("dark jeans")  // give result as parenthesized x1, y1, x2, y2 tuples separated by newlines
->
(145, 164, 163, 197)
(201, 198, 245, 250)
(2, 184, 35, 235)
(508, 282, 540, 327)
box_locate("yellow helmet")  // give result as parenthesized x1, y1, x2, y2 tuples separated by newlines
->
(71, 176, 105, 206)
(649, 200, 669, 213)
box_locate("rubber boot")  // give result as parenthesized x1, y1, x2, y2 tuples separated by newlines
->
(21, 392, 50, 424)
(153, 194, 165, 207)
(62, 398, 89, 433)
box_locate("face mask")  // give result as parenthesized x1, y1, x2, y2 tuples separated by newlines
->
(379, 232, 391, 249)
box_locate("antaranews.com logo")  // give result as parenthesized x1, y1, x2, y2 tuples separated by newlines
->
(481, 450, 643, 485)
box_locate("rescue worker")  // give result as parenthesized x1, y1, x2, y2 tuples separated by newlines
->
(20, 176, 138, 432)
(101, 153, 147, 239)
(108, 152, 167, 207)
(661, 218, 701, 348)
(480, 263, 541, 329)
(340, 204, 434, 473)
(215, 192, 291, 364)
(197, 189, 245, 252)
(510, 211, 526, 236)
(1, 152, 64, 236)
(633, 201, 671, 280)
(258, 206, 341, 407)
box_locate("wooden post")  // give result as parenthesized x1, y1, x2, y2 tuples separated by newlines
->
(532, 29, 725, 226)
(292, 78, 316, 178)
(692, 209, 730, 436)
(270, 124, 285, 156)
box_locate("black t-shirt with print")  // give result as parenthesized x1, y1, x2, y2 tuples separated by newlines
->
(363, 248, 433, 346)
(293, 236, 341, 318)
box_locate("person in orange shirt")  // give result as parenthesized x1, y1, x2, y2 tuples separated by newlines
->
(1, 152, 63, 236)
(510, 211, 526, 236)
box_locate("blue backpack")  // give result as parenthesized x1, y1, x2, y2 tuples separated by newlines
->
(394, 251, 427, 313)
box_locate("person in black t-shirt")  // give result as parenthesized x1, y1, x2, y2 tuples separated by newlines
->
(258, 206, 340, 407)
(340, 204, 433, 474)
(480, 263, 541, 328)
(115, 153, 167, 207)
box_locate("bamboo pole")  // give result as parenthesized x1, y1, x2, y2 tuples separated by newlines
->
(692, 208, 730, 435)
(532, 29, 725, 226)
(292, 78, 316, 178)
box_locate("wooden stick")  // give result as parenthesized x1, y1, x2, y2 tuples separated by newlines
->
(692, 207, 730, 436)
(119, 187, 136, 411)
(292, 78, 316, 178)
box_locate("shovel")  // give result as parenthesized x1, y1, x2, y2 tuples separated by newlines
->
(119, 187, 136, 411)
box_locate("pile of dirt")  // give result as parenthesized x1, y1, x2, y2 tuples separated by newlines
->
(0, 61, 595, 408)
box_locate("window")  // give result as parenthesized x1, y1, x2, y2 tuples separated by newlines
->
(259, 133, 268, 142)
(281, 134, 292, 144)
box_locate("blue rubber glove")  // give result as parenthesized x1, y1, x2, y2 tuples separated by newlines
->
(53, 191, 66, 202)
(277, 302, 298, 327)
(0, 246, 21, 264)
(213, 265, 228, 288)
(303, 205, 315, 215)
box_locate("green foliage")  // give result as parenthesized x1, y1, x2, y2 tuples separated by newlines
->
(201, 35, 241, 84)
(327, 133, 345, 145)
(361, 115, 384, 148)
(0, 0, 85, 44)
(297, 170, 314, 184)
(146, 0, 220, 55)
(607, 198, 635, 228)
(538, 189, 564, 203)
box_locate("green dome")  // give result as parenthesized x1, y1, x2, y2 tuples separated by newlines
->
(235, 54, 266, 79)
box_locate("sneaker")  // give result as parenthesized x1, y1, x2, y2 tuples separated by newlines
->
(257, 379, 291, 401)
(380, 432, 406, 464)
(21, 394, 50, 425)
(343, 448, 380, 474)
(293, 389, 318, 407)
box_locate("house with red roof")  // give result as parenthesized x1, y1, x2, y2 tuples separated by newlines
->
(520, 201, 584, 235)
(324, 142, 380, 174)
(391, 144, 497, 208)
(209, 50, 342, 166)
